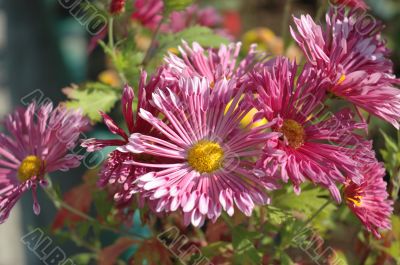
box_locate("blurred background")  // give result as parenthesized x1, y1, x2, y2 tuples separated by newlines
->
(0, 0, 399, 264)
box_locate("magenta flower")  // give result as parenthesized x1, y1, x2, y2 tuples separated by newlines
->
(131, 0, 163, 30)
(165, 41, 259, 87)
(251, 57, 366, 202)
(82, 71, 163, 205)
(0, 103, 88, 223)
(118, 77, 279, 226)
(331, 0, 369, 10)
(291, 8, 400, 128)
(344, 162, 393, 238)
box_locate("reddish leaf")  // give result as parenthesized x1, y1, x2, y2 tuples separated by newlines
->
(99, 237, 137, 265)
(51, 183, 92, 231)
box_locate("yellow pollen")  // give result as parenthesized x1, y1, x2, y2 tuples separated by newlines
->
(187, 140, 224, 173)
(346, 195, 363, 207)
(280, 119, 305, 149)
(17, 155, 44, 182)
(337, 74, 346, 85)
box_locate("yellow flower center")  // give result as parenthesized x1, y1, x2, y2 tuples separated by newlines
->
(17, 155, 44, 182)
(187, 140, 224, 173)
(280, 119, 305, 149)
(346, 195, 363, 207)
(337, 74, 346, 85)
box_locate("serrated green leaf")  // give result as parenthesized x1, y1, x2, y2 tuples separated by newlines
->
(232, 226, 262, 265)
(64, 84, 119, 123)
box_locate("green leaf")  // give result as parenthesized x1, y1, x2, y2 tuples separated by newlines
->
(71, 253, 95, 265)
(201, 241, 232, 259)
(64, 83, 119, 123)
(232, 226, 262, 265)
(164, 0, 193, 14)
(149, 26, 229, 69)
(380, 129, 398, 153)
(93, 190, 113, 219)
(280, 252, 294, 265)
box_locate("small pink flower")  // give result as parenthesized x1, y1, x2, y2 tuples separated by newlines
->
(251, 57, 366, 202)
(344, 162, 393, 238)
(331, 0, 369, 10)
(0, 103, 88, 223)
(291, 8, 400, 128)
(118, 76, 279, 226)
(131, 0, 163, 30)
(165, 41, 259, 87)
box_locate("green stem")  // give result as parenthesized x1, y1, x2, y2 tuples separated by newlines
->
(316, 0, 328, 22)
(301, 200, 331, 229)
(44, 179, 146, 239)
(142, 19, 163, 67)
(281, 0, 293, 49)
(108, 17, 114, 49)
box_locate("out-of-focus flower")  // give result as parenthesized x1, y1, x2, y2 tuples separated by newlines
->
(291, 8, 400, 128)
(164, 41, 260, 88)
(222, 10, 241, 38)
(243, 28, 283, 55)
(118, 77, 280, 226)
(110, 0, 126, 15)
(131, 0, 163, 30)
(242, 28, 302, 62)
(0, 103, 89, 223)
(251, 57, 366, 201)
(344, 162, 393, 238)
(98, 70, 121, 87)
(330, 0, 369, 10)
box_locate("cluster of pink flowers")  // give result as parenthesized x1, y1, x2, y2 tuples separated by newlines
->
(83, 7, 396, 237)
(0, 2, 395, 241)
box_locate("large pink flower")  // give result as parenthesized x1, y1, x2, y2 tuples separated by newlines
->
(251, 57, 366, 202)
(344, 161, 393, 238)
(291, 8, 400, 128)
(82, 71, 164, 205)
(118, 76, 279, 226)
(0, 103, 88, 223)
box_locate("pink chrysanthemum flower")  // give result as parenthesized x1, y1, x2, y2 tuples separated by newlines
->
(131, 0, 163, 30)
(344, 162, 393, 238)
(330, 0, 369, 10)
(251, 57, 366, 202)
(165, 41, 260, 87)
(82, 71, 162, 205)
(0, 103, 88, 223)
(167, 5, 222, 33)
(291, 8, 400, 128)
(118, 77, 279, 226)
